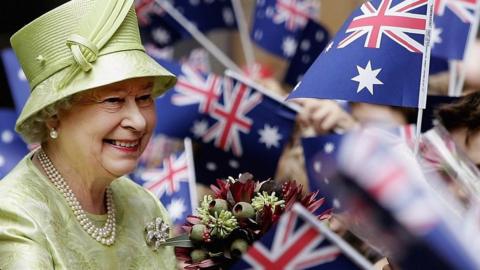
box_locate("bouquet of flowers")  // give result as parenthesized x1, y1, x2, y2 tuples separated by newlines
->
(172, 173, 330, 269)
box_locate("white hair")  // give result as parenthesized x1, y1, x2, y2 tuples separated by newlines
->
(17, 97, 73, 144)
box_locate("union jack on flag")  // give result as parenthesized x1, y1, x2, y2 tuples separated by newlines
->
(132, 140, 197, 225)
(171, 65, 222, 114)
(232, 209, 361, 269)
(251, 0, 319, 59)
(152, 57, 297, 183)
(338, 0, 428, 53)
(273, 0, 319, 31)
(140, 151, 189, 197)
(202, 78, 263, 157)
(288, 0, 433, 108)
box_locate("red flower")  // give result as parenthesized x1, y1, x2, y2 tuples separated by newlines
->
(229, 180, 256, 203)
(210, 179, 230, 199)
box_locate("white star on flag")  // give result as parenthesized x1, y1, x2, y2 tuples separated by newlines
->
(222, 7, 235, 25)
(191, 120, 209, 138)
(351, 61, 383, 95)
(254, 29, 264, 41)
(167, 198, 187, 222)
(324, 142, 335, 154)
(258, 124, 282, 149)
(282, 36, 298, 57)
(206, 162, 217, 171)
(431, 26, 443, 48)
(300, 39, 311, 51)
(313, 160, 322, 173)
(189, 0, 200, 5)
(152, 28, 171, 45)
(1, 130, 14, 144)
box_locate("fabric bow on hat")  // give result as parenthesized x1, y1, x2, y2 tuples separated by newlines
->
(59, 0, 134, 88)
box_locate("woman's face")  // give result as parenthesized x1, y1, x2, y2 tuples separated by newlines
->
(53, 77, 156, 178)
(465, 131, 480, 166)
(451, 128, 480, 166)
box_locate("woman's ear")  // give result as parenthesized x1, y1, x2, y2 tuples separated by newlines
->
(45, 115, 59, 130)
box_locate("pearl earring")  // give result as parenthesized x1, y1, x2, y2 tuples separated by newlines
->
(49, 128, 58, 139)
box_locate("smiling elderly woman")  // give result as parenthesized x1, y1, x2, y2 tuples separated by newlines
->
(0, 0, 178, 269)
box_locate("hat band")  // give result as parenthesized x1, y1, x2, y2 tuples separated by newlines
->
(66, 34, 99, 72)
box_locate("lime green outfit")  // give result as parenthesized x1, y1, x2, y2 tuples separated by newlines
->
(0, 152, 176, 269)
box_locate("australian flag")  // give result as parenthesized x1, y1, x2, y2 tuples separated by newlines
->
(338, 129, 480, 269)
(0, 109, 29, 179)
(154, 58, 213, 138)
(431, 0, 480, 60)
(1, 49, 30, 116)
(251, 0, 319, 59)
(232, 207, 361, 269)
(302, 134, 343, 213)
(136, 0, 237, 48)
(284, 19, 330, 86)
(132, 139, 197, 225)
(153, 57, 297, 184)
(288, 0, 433, 108)
(186, 74, 297, 183)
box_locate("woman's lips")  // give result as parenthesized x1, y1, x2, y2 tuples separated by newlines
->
(104, 139, 140, 153)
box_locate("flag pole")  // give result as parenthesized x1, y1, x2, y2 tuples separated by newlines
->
(184, 138, 199, 212)
(231, 0, 256, 70)
(447, 60, 458, 96)
(414, 0, 435, 155)
(292, 204, 375, 270)
(454, 1, 480, 96)
(224, 69, 302, 112)
(155, 0, 243, 73)
(414, 108, 424, 155)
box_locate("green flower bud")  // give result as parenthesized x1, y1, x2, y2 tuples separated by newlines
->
(190, 224, 207, 242)
(230, 239, 249, 257)
(209, 199, 228, 215)
(190, 249, 208, 263)
(233, 202, 255, 219)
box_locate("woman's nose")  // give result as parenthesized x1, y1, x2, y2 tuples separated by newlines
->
(121, 99, 147, 132)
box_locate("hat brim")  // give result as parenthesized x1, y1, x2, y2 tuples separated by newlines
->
(16, 49, 176, 136)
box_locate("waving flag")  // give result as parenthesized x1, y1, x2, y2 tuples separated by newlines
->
(136, 0, 237, 48)
(1, 49, 30, 116)
(338, 129, 480, 269)
(302, 134, 344, 212)
(0, 109, 28, 179)
(251, 0, 319, 58)
(193, 74, 297, 184)
(152, 58, 297, 184)
(288, 0, 434, 108)
(431, 0, 480, 60)
(284, 19, 330, 86)
(154, 58, 211, 138)
(232, 208, 361, 270)
(132, 139, 197, 225)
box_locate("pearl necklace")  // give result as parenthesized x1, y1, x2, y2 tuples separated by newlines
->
(37, 150, 116, 246)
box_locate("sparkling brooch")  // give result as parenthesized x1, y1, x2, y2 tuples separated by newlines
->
(145, 217, 170, 251)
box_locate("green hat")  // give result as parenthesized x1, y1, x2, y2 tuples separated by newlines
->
(10, 0, 176, 138)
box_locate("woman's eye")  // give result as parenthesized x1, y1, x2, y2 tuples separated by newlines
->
(137, 94, 154, 106)
(103, 97, 123, 104)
